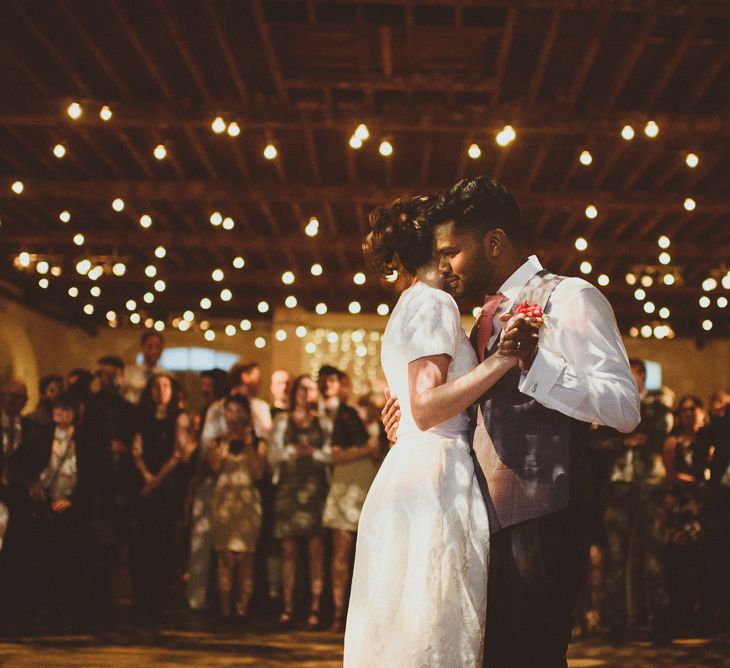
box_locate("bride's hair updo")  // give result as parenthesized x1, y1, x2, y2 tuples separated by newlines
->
(362, 195, 437, 291)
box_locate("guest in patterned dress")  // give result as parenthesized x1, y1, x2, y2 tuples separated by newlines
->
(269, 375, 330, 628)
(208, 395, 265, 625)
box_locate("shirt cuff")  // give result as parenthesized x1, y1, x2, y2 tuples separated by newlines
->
(519, 347, 565, 403)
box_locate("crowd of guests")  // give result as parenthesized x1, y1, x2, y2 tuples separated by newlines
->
(0, 333, 728, 643)
(0, 331, 386, 633)
(576, 360, 730, 643)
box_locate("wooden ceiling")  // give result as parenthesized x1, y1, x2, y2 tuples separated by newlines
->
(0, 0, 728, 339)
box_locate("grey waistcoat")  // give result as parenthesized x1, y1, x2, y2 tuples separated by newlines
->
(469, 270, 588, 532)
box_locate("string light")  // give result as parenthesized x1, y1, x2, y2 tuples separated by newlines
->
(258, 301, 269, 313)
(200, 297, 212, 310)
(220, 288, 232, 301)
(112, 198, 124, 212)
(178, 320, 190, 332)
(699, 296, 711, 308)
(154, 246, 166, 259)
(212, 268, 224, 282)
(644, 121, 659, 138)
(579, 261, 592, 274)
(305, 217, 319, 237)
(717, 297, 728, 308)
(227, 122, 241, 137)
(211, 117, 226, 134)
(315, 302, 328, 315)
(348, 301, 361, 314)
(377, 304, 389, 316)
(73, 233, 85, 246)
(658, 235, 671, 249)
(153, 144, 167, 160)
(643, 301, 655, 314)
(59, 210, 71, 223)
(378, 140, 393, 156)
(53, 144, 66, 159)
(285, 295, 298, 308)
(641, 325, 652, 338)
(36, 261, 49, 275)
(50, 266, 62, 277)
(264, 143, 278, 160)
(575, 237, 588, 251)
(585, 205, 598, 219)
(210, 212, 223, 226)
(255, 337, 266, 349)
(634, 288, 646, 300)
(305, 342, 316, 354)
(349, 135, 362, 149)
(154, 279, 166, 292)
(183, 310, 194, 322)
(232, 256, 245, 269)
(67, 102, 82, 119)
(621, 125, 635, 140)
(275, 329, 287, 342)
(154, 321, 165, 332)
(659, 252, 671, 265)
(99, 105, 112, 121)
(88, 266, 103, 281)
(684, 197, 696, 211)
(310, 263, 323, 276)
(68, 287, 78, 298)
(296, 326, 307, 338)
(83, 304, 94, 315)
(659, 307, 670, 319)
(625, 273, 637, 285)
(126, 299, 137, 311)
(225, 325, 236, 336)
(579, 150, 592, 166)
(663, 274, 675, 286)
(685, 153, 699, 168)
(702, 319, 713, 331)
(222, 216, 235, 230)
(467, 144, 482, 159)
(702, 277, 717, 291)
(90, 286, 101, 297)
(240, 319, 252, 331)
(496, 125, 516, 147)
(597, 274, 610, 286)
(723, 273, 730, 290)
(641, 275, 653, 287)
(11, 181, 24, 194)
(130, 313, 141, 324)
(143, 292, 154, 303)
(355, 124, 370, 141)
(38, 278, 49, 289)
(353, 272, 366, 285)
(140, 214, 152, 228)
(204, 330, 216, 341)
(145, 265, 157, 278)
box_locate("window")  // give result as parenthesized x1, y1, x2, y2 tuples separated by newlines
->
(645, 360, 662, 391)
(136, 347, 238, 372)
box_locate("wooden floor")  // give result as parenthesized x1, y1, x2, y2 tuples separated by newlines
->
(0, 627, 726, 667)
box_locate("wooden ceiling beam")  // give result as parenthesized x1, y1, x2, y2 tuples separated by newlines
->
(490, 5, 516, 106)
(565, 8, 611, 108)
(684, 39, 730, 110)
(526, 6, 563, 106)
(204, 2, 250, 103)
(251, 0, 290, 105)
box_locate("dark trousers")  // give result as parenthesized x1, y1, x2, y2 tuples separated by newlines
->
(603, 483, 670, 637)
(483, 504, 589, 668)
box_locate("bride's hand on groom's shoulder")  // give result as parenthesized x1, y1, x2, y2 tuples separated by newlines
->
(497, 313, 540, 370)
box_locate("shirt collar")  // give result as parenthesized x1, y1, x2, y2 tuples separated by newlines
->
(495, 255, 543, 309)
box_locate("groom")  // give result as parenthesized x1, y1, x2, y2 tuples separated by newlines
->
(385, 177, 640, 666)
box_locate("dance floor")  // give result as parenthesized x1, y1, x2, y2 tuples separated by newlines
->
(0, 627, 726, 667)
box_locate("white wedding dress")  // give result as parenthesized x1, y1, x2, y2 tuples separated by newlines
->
(344, 283, 490, 667)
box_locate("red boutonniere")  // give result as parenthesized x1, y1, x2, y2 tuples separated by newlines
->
(514, 301, 548, 327)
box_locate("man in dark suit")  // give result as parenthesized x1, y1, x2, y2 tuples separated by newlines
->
(0, 379, 53, 628)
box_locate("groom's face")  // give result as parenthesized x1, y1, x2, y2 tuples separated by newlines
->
(434, 221, 495, 302)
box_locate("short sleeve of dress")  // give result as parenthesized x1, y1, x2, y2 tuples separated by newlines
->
(399, 286, 461, 364)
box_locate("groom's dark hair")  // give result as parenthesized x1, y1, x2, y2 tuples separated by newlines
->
(428, 177, 523, 246)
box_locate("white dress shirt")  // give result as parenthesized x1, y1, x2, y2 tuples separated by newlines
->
(484, 255, 641, 434)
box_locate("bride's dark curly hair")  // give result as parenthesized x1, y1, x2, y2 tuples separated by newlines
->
(362, 195, 437, 291)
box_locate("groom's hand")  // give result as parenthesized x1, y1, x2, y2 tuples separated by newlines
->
(498, 314, 540, 370)
(382, 388, 401, 442)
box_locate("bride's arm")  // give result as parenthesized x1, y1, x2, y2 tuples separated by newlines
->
(408, 319, 538, 432)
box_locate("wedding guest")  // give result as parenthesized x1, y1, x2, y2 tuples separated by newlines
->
(186, 368, 230, 612)
(0, 379, 53, 628)
(129, 373, 192, 624)
(602, 359, 672, 644)
(76, 356, 139, 626)
(208, 395, 265, 626)
(270, 369, 291, 418)
(124, 332, 164, 405)
(319, 366, 376, 632)
(707, 390, 729, 421)
(663, 395, 707, 633)
(269, 375, 330, 628)
(28, 374, 63, 427)
(37, 395, 86, 624)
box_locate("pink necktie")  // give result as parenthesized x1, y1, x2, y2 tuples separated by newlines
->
(477, 293, 505, 362)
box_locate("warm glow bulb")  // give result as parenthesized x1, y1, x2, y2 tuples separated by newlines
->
(579, 261, 592, 274)
(145, 265, 157, 278)
(90, 286, 101, 297)
(585, 205, 598, 219)
(59, 210, 71, 223)
(641, 275, 653, 287)
(310, 263, 323, 276)
(67, 102, 82, 119)
(17, 252, 30, 267)
(73, 233, 85, 246)
(579, 150, 592, 166)
(468, 144, 482, 159)
(112, 198, 124, 212)
(126, 300, 137, 311)
(282, 271, 295, 285)
(112, 262, 126, 276)
(378, 140, 393, 156)
(717, 297, 728, 309)
(285, 295, 297, 308)
(702, 319, 713, 331)
(699, 296, 711, 308)
(663, 274, 675, 286)
(211, 116, 226, 134)
(305, 217, 319, 237)
(11, 181, 24, 194)
(83, 304, 94, 315)
(621, 125, 635, 141)
(204, 330, 216, 341)
(220, 288, 232, 302)
(240, 319, 251, 331)
(225, 325, 236, 337)
(255, 337, 266, 349)
(275, 329, 287, 342)
(575, 237, 588, 251)
(659, 307, 670, 319)
(99, 105, 112, 121)
(355, 124, 370, 141)
(348, 301, 361, 314)
(153, 144, 167, 160)
(264, 143, 277, 160)
(685, 153, 699, 168)
(702, 277, 718, 291)
(68, 287, 79, 298)
(139, 214, 152, 228)
(200, 297, 212, 310)
(625, 273, 637, 285)
(36, 260, 49, 274)
(295, 325, 307, 338)
(683, 197, 696, 211)
(349, 135, 363, 149)
(643, 301, 655, 314)
(183, 310, 194, 322)
(658, 235, 670, 249)
(154, 246, 166, 259)
(315, 302, 327, 315)
(258, 301, 269, 313)
(222, 217, 234, 230)
(305, 342, 316, 354)
(212, 268, 224, 282)
(53, 144, 66, 159)
(597, 274, 610, 286)
(353, 272, 366, 285)
(644, 121, 659, 138)
(377, 304, 389, 316)
(143, 292, 154, 304)
(233, 256, 245, 269)
(634, 288, 646, 301)
(210, 212, 223, 226)
(227, 122, 240, 137)
(659, 252, 671, 265)
(154, 279, 166, 292)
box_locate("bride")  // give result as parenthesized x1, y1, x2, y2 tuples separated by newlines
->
(343, 196, 539, 666)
